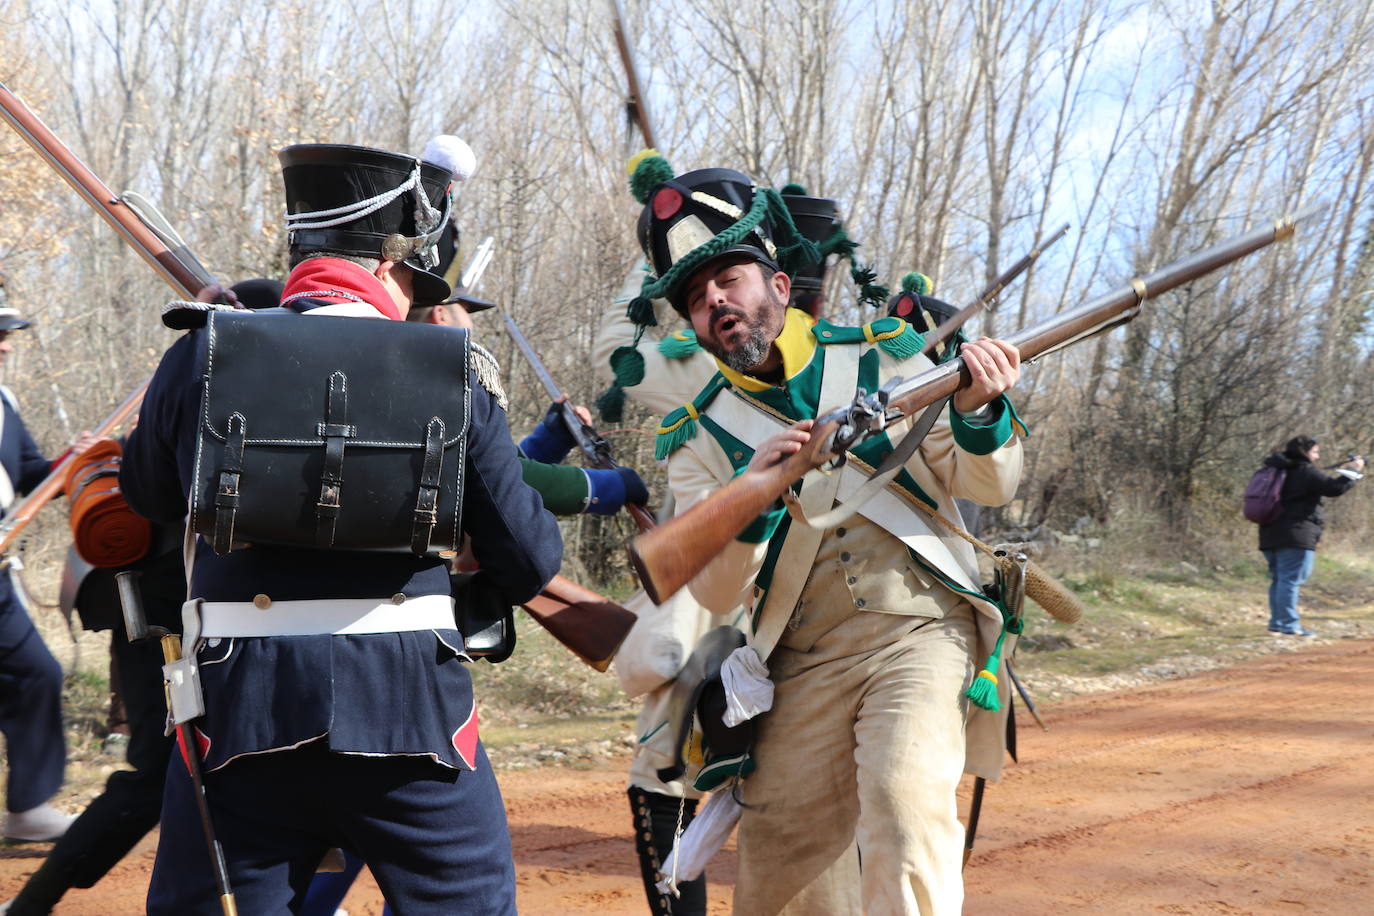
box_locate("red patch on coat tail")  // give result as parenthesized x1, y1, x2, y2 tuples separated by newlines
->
(451, 704, 479, 770)
(176, 726, 212, 772)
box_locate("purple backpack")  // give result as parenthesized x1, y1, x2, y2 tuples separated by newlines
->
(1242, 466, 1286, 524)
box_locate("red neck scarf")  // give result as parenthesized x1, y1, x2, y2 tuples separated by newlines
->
(280, 258, 401, 321)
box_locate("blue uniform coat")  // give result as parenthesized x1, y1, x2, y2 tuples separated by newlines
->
(120, 322, 562, 773)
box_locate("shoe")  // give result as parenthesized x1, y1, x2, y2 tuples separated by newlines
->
(3, 804, 75, 842)
(1270, 627, 1317, 637)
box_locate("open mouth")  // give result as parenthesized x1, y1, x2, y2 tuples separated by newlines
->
(714, 314, 741, 337)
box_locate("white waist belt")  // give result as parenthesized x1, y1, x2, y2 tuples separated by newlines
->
(198, 594, 455, 638)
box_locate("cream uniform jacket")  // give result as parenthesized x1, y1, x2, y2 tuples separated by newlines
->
(660, 309, 1026, 779)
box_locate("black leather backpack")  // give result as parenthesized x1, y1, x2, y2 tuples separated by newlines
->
(190, 310, 470, 555)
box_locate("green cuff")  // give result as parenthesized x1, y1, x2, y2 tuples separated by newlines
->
(519, 457, 590, 516)
(731, 464, 787, 543)
(949, 394, 1019, 455)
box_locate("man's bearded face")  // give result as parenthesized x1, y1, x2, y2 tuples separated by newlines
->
(684, 259, 786, 374)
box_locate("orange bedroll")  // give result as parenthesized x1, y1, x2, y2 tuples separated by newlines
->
(63, 438, 150, 568)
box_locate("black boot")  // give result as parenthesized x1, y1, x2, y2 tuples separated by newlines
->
(628, 786, 706, 916)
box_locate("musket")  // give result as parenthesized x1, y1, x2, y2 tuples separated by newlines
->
(522, 574, 636, 672)
(4, 83, 237, 909)
(630, 209, 1318, 604)
(450, 237, 640, 665)
(460, 237, 656, 534)
(499, 309, 658, 534)
(921, 223, 1071, 358)
(0, 82, 225, 552)
(0, 81, 215, 298)
(609, 0, 658, 150)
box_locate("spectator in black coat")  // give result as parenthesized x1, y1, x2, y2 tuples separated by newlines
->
(1258, 436, 1363, 636)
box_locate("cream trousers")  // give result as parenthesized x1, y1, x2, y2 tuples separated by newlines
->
(733, 568, 976, 916)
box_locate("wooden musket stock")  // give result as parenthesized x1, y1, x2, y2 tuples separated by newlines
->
(631, 211, 1311, 604)
(521, 574, 637, 672)
(609, 0, 658, 150)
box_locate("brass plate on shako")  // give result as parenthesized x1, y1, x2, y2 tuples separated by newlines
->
(381, 233, 413, 262)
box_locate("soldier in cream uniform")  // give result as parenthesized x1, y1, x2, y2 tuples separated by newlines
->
(626, 154, 1026, 916)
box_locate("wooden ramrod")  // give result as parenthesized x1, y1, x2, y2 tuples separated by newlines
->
(630, 210, 1313, 605)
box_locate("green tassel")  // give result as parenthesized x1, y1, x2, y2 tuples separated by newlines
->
(609, 345, 645, 387)
(595, 383, 626, 424)
(658, 331, 701, 359)
(966, 606, 1024, 711)
(821, 225, 857, 261)
(851, 263, 890, 310)
(780, 182, 808, 196)
(875, 322, 923, 361)
(965, 629, 1007, 711)
(627, 294, 658, 328)
(766, 189, 821, 276)
(654, 406, 699, 460)
(628, 151, 675, 205)
(901, 272, 932, 296)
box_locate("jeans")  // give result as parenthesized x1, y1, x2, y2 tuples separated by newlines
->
(1263, 548, 1315, 633)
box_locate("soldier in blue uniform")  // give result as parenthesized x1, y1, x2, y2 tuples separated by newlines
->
(120, 141, 562, 915)
(0, 301, 98, 845)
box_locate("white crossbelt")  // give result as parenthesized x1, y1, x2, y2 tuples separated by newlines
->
(198, 594, 455, 638)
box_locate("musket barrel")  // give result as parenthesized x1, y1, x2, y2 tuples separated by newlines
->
(0, 81, 202, 298)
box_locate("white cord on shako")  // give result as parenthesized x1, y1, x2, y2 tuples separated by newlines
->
(284, 161, 443, 233)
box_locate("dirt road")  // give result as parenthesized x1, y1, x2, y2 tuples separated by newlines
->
(3, 639, 1369, 914)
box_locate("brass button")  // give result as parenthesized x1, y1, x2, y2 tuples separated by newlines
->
(391, 593, 407, 605)
(821, 330, 833, 337)
(847, 576, 857, 586)
(733, 451, 744, 461)
(252, 594, 271, 610)
(856, 598, 867, 608)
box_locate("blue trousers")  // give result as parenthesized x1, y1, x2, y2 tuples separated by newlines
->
(1263, 548, 1315, 633)
(0, 576, 66, 813)
(148, 738, 515, 915)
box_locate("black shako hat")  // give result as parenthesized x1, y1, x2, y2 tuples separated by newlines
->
(635, 166, 785, 311)
(781, 189, 840, 315)
(433, 217, 494, 314)
(278, 143, 454, 307)
(887, 273, 965, 361)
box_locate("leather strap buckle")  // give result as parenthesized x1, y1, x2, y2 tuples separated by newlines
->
(316, 372, 354, 547)
(213, 412, 247, 555)
(410, 417, 445, 554)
